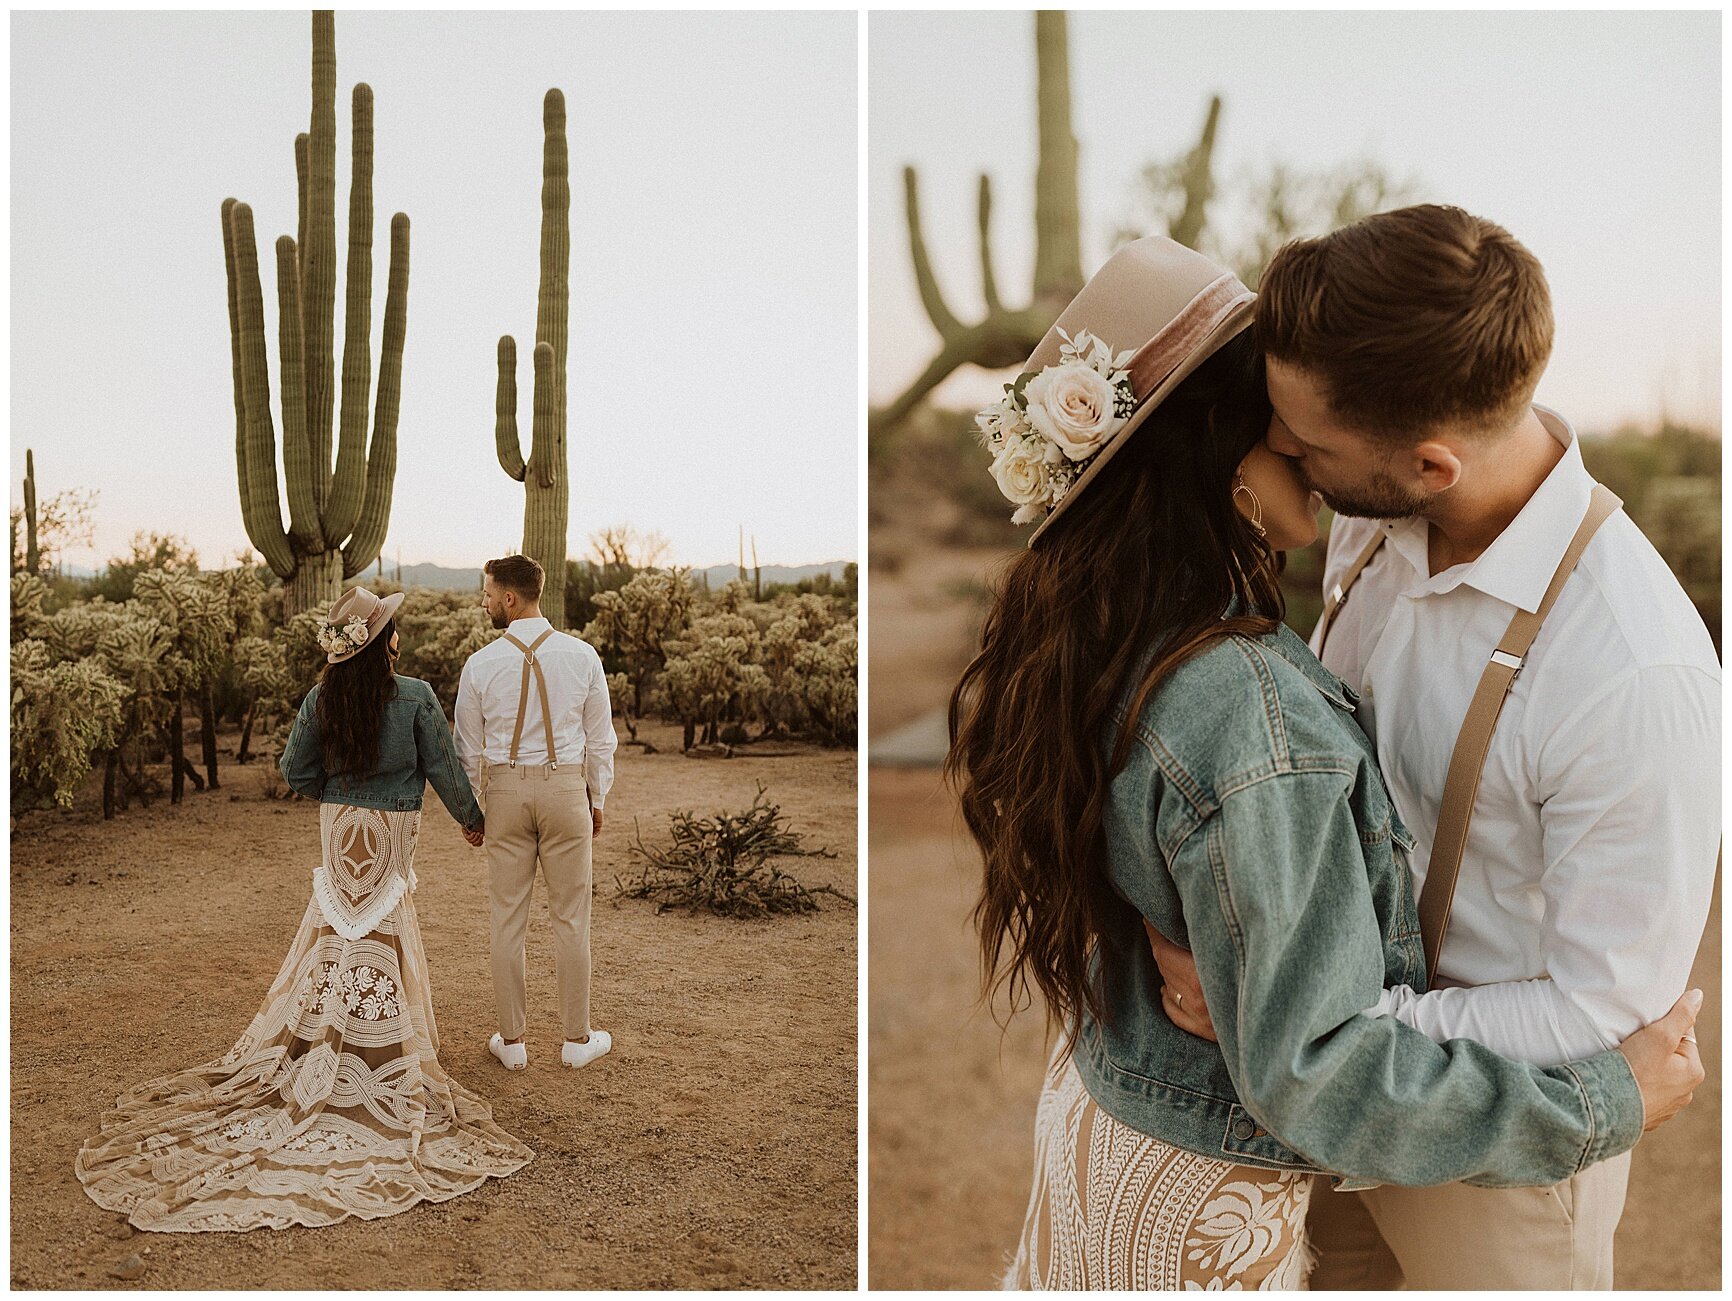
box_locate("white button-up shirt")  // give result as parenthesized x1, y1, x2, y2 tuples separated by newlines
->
(1315, 408, 1720, 1066)
(454, 616, 618, 810)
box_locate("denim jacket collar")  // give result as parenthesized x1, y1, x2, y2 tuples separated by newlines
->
(1222, 597, 1358, 712)
(1261, 621, 1359, 712)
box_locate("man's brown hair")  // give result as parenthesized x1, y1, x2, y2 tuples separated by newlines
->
(484, 553, 545, 602)
(1256, 204, 1553, 440)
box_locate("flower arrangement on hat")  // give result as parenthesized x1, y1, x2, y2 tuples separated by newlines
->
(976, 328, 1137, 525)
(315, 612, 372, 658)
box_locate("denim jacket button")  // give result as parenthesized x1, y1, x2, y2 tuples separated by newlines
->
(1232, 1118, 1256, 1141)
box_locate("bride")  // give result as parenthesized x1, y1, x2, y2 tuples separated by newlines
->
(77, 586, 531, 1232)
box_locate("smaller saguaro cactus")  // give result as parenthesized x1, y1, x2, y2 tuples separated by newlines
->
(23, 448, 40, 575)
(495, 88, 571, 628)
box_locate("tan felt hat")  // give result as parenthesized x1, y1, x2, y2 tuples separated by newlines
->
(320, 585, 407, 664)
(1017, 237, 1255, 547)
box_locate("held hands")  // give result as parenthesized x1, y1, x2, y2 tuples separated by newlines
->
(1145, 919, 1218, 1042)
(461, 816, 485, 848)
(1619, 988, 1706, 1132)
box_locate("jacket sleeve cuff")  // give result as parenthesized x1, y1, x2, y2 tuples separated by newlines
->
(1569, 1048, 1645, 1169)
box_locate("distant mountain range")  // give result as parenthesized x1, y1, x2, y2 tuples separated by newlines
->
(374, 560, 853, 592)
(53, 558, 854, 591)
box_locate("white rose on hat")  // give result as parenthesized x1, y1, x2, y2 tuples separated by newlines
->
(991, 438, 1052, 525)
(1023, 361, 1124, 461)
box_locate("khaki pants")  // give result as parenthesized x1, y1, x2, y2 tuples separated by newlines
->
(479, 760, 594, 1043)
(1306, 1151, 1632, 1290)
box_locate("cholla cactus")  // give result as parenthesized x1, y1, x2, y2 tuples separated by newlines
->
(495, 89, 572, 627)
(792, 621, 857, 746)
(11, 572, 49, 643)
(661, 613, 771, 751)
(11, 650, 127, 810)
(582, 569, 696, 718)
(222, 12, 411, 616)
(394, 599, 497, 712)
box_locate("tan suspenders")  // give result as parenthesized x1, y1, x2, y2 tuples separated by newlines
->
(499, 628, 560, 770)
(1315, 484, 1623, 977)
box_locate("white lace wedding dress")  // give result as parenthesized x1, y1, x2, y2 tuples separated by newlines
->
(76, 803, 532, 1232)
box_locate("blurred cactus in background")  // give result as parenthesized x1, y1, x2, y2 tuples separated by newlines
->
(496, 89, 572, 628)
(23, 449, 39, 575)
(222, 10, 411, 617)
(871, 10, 1086, 437)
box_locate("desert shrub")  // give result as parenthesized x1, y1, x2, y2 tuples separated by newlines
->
(614, 782, 850, 918)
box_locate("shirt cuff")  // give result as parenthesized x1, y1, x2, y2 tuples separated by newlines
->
(1566, 1048, 1645, 1171)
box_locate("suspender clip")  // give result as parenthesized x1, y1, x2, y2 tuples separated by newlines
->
(1489, 649, 1524, 677)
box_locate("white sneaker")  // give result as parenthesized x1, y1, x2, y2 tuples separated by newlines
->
(489, 1032, 528, 1071)
(561, 1030, 612, 1069)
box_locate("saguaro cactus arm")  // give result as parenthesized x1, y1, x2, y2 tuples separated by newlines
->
(1168, 96, 1221, 251)
(303, 9, 338, 518)
(275, 236, 319, 551)
(343, 211, 409, 579)
(325, 82, 375, 544)
(295, 133, 308, 260)
(224, 201, 296, 579)
(495, 337, 526, 480)
(529, 341, 557, 490)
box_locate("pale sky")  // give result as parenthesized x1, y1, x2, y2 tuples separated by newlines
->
(870, 10, 1720, 432)
(13, 10, 857, 573)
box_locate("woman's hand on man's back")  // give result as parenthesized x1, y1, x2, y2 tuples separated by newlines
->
(1145, 919, 1218, 1042)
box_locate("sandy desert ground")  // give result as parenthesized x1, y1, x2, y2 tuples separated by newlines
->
(866, 541, 1722, 1291)
(12, 720, 857, 1290)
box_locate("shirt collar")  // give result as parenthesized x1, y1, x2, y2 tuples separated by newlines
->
(1375, 405, 1593, 614)
(506, 615, 552, 635)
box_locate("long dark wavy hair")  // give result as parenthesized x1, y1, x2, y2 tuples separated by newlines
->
(947, 331, 1283, 1042)
(317, 618, 400, 780)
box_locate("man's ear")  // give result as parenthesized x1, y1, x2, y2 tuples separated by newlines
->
(1410, 439, 1463, 494)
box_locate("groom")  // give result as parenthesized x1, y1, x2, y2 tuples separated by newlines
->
(1150, 205, 1719, 1288)
(455, 553, 618, 1071)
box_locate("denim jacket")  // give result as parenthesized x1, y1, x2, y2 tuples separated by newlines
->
(1071, 620, 1643, 1190)
(279, 674, 483, 831)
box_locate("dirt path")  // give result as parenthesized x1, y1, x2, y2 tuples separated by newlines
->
(12, 722, 857, 1290)
(866, 766, 1721, 1290)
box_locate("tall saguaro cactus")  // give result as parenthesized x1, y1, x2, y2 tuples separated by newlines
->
(23, 448, 40, 575)
(222, 11, 410, 616)
(495, 88, 571, 628)
(871, 10, 1085, 436)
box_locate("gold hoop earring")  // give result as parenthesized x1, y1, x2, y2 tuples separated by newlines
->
(1233, 475, 1266, 538)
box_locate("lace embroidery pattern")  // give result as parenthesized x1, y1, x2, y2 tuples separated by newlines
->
(1007, 1051, 1313, 1291)
(75, 804, 532, 1233)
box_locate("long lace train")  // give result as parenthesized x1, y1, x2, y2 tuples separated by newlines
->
(75, 804, 532, 1232)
